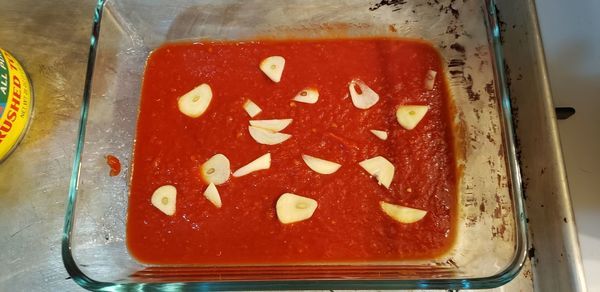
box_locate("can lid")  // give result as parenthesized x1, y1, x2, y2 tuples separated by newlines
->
(0, 48, 34, 162)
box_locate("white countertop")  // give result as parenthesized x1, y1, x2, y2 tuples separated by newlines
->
(536, 0, 600, 290)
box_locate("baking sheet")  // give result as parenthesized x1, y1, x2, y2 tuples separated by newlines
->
(0, 0, 585, 290)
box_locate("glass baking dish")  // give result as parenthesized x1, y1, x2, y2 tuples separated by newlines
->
(62, 0, 527, 290)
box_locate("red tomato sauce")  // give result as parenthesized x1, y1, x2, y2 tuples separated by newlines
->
(106, 155, 121, 176)
(127, 38, 458, 264)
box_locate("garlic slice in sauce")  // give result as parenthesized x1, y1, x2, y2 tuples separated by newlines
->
(260, 56, 285, 83)
(249, 119, 293, 132)
(380, 201, 427, 223)
(349, 79, 380, 109)
(203, 183, 222, 208)
(424, 70, 437, 90)
(243, 99, 262, 117)
(248, 126, 291, 145)
(359, 156, 395, 189)
(200, 154, 231, 185)
(151, 185, 177, 216)
(396, 105, 429, 130)
(292, 88, 319, 104)
(232, 153, 271, 177)
(369, 129, 388, 140)
(276, 193, 318, 224)
(301, 155, 341, 174)
(177, 83, 212, 118)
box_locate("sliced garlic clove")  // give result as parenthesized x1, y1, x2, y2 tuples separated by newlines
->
(380, 201, 427, 223)
(203, 183, 222, 208)
(200, 154, 231, 185)
(151, 185, 177, 216)
(243, 99, 262, 117)
(276, 193, 318, 224)
(177, 83, 213, 118)
(260, 56, 285, 83)
(348, 79, 380, 109)
(292, 88, 319, 104)
(424, 70, 437, 90)
(301, 155, 341, 174)
(249, 119, 293, 132)
(248, 126, 292, 145)
(232, 153, 271, 177)
(370, 129, 388, 140)
(358, 156, 395, 189)
(396, 105, 429, 130)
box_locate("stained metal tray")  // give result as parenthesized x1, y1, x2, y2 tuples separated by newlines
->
(0, 0, 587, 291)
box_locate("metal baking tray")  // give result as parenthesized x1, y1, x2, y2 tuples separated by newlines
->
(0, 0, 587, 291)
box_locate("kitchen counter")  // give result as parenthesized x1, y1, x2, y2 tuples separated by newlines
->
(0, 0, 585, 291)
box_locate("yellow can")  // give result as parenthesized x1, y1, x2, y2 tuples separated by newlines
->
(0, 48, 33, 162)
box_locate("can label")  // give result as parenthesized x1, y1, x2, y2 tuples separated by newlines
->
(0, 48, 32, 161)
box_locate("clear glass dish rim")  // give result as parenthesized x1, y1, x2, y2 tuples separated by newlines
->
(61, 0, 528, 290)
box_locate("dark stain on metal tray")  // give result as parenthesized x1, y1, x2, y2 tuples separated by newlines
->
(369, 0, 407, 11)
